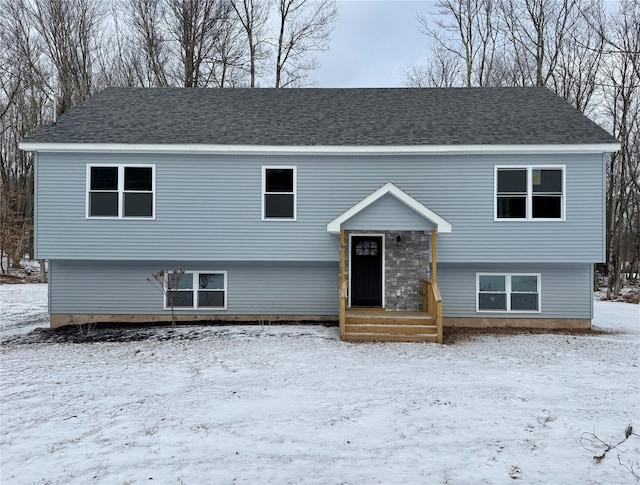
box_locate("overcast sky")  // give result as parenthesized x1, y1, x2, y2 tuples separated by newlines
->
(314, 0, 437, 87)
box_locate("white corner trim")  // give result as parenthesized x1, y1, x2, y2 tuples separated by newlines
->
(327, 182, 453, 234)
(18, 142, 621, 155)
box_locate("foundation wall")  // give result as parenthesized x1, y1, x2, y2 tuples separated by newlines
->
(444, 317, 591, 330)
(50, 313, 337, 329)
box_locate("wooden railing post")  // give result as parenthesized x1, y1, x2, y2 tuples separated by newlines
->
(339, 229, 346, 339)
(423, 278, 443, 344)
(422, 279, 428, 313)
(431, 230, 437, 284)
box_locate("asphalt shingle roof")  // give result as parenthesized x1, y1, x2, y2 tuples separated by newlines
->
(23, 87, 618, 146)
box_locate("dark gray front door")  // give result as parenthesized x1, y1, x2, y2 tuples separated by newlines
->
(351, 236, 382, 307)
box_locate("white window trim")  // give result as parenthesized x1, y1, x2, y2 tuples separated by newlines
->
(261, 165, 297, 221)
(86, 164, 156, 219)
(494, 165, 566, 221)
(348, 233, 386, 309)
(163, 270, 228, 310)
(476, 272, 541, 313)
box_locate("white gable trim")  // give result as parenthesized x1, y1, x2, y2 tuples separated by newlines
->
(18, 142, 620, 155)
(327, 182, 452, 234)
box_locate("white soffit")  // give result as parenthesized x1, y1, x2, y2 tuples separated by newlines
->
(327, 182, 453, 234)
(18, 142, 621, 155)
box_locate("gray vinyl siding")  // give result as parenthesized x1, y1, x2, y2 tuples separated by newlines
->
(343, 194, 437, 231)
(36, 152, 605, 263)
(49, 260, 592, 319)
(49, 260, 338, 315)
(438, 263, 593, 319)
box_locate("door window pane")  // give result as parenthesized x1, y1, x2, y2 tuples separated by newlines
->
(355, 240, 378, 256)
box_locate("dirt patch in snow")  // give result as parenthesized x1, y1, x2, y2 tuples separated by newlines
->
(1, 322, 338, 346)
(443, 326, 613, 344)
(1, 321, 617, 347)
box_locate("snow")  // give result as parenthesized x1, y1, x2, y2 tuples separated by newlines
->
(1, 284, 639, 484)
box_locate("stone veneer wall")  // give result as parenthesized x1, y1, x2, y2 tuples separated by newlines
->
(384, 231, 431, 311)
(344, 230, 431, 312)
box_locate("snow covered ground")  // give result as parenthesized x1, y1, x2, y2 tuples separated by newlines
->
(1, 284, 639, 484)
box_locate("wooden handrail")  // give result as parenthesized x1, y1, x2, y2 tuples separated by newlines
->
(422, 279, 443, 344)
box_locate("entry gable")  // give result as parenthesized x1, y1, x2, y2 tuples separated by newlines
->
(327, 182, 452, 234)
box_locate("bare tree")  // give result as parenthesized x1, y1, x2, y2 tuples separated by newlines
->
(551, 0, 605, 114)
(210, 9, 247, 86)
(94, 3, 147, 88)
(167, 0, 235, 87)
(601, 1, 640, 298)
(0, 0, 50, 270)
(498, 0, 583, 87)
(231, 0, 271, 87)
(29, 0, 103, 115)
(128, 0, 171, 86)
(273, 0, 337, 88)
(148, 269, 185, 327)
(404, 44, 461, 87)
(413, 0, 499, 87)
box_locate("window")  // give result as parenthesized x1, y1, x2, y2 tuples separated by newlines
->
(355, 240, 378, 256)
(262, 166, 296, 220)
(495, 166, 564, 220)
(88, 164, 155, 218)
(165, 271, 227, 310)
(476, 273, 540, 312)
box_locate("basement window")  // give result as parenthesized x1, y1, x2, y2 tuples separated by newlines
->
(476, 273, 540, 312)
(87, 164, 155, 218)
(262, 166, 296, 220)
(165, 271, 227, 310)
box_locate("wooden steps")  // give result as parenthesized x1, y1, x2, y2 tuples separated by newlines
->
(344, 311, 439, 343)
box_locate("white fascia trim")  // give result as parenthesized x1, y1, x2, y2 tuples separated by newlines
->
(18, 142, 621, 155)
(327, 182, 453, 234)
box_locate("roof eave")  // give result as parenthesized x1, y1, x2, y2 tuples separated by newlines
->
(18, 142, 621, 155)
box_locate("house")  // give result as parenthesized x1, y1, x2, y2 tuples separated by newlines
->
(19, 87, 619, 342)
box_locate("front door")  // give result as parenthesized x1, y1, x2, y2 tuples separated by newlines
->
(351, 236, 383, 307)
